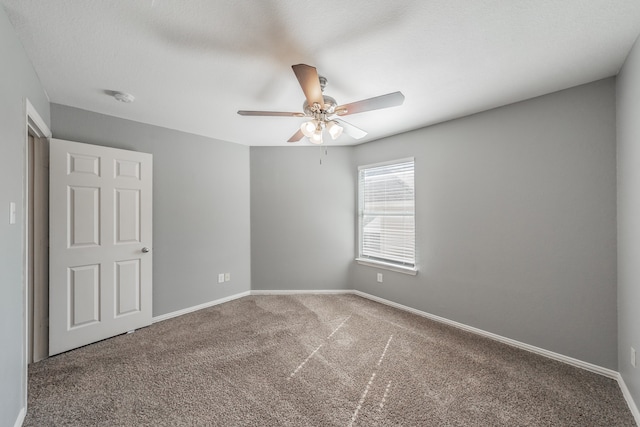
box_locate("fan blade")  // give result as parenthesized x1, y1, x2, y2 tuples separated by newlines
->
(238, 110, 305, 117)
(333, 118, 367, 140)
(335, 91, 405, 116)
(292, 64, 324, 107)
(287, 129, 304, 143)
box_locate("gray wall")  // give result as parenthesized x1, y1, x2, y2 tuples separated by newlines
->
(251, 147, 354, 291)
(617, 35, 640, 408)
(0, 6, 50, 427)
(352, 79, 618, 369)
(250, 79, 618, 370)
(0, 4, 629, 422)
(51, 104, 251, 317)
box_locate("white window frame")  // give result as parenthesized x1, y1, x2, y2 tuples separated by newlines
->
(357, 158, 417, 275)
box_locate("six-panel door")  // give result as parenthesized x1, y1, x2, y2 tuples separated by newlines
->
(49, 139, 152, 356)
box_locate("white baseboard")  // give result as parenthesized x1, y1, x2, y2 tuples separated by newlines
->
(14, 407, 26, 427)
(352, 290, 619, 380)
(617, 374, 640, 426)
(250, 289, 619, 379)
(152, 289, 349, 323)
(148, 287, 638, 423)
(152, 291, 250, 323)
(250, 289, 352, 296)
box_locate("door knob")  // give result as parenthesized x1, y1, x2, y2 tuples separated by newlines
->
(141, 247, 150, 253)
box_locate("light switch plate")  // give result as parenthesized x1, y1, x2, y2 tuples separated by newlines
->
(218, 273, 225, 284)
(9, 202, 16, 224)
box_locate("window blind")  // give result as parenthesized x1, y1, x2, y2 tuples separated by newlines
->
(358, 159, 415, 268)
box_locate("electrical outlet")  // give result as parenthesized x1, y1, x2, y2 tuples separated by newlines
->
(632, 347, 637, 368)
(225, 273, 230, 282)
(377, 273, 383, 283)
(218, 273, 225, 284)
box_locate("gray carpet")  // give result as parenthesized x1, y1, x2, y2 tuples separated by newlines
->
(25, 294, 635, 426)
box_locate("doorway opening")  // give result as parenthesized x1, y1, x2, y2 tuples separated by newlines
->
(25, 100, 51, 365)
(27, 131, 49, 363)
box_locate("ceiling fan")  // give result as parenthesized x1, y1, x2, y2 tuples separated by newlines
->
(237, 64, 405, 144)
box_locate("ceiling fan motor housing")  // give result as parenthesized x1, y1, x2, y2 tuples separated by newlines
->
(303, 95, 338, 118)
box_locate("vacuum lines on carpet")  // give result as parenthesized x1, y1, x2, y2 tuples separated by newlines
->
(24, 294, 636, 426)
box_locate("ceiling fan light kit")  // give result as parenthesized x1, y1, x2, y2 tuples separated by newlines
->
(237, 64, 405, 145)
(310, 129, 324, 144)
(300, 118, 343, 144)
(300, 119, 320, 137)
(326, 120, 343, 139)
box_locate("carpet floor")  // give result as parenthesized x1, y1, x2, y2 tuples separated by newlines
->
(24, 294, 635, 426)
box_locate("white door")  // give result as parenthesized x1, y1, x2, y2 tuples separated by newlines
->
(49, 139, 153, 356)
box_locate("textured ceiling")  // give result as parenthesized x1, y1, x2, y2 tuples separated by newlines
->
(3, 0, 640, 146)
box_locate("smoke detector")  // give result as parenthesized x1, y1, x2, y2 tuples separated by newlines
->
(113, 91, 135, 103)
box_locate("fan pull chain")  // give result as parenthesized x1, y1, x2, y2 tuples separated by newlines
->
(319, 146, 329, 165)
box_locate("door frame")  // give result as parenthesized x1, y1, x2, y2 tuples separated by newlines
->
(22, 99, 51, 414)
(28, 128, 50, 363)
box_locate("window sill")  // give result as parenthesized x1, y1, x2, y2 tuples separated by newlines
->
(356, 258, 418, 275)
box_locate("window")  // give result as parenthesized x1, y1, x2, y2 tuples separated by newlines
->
(357, 158, 416, 274)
